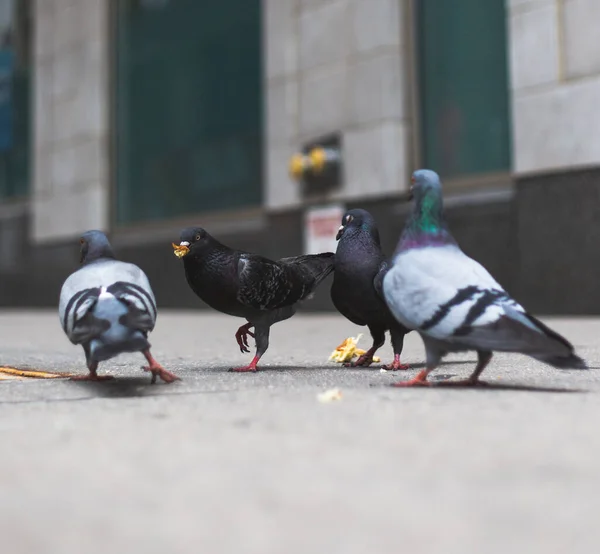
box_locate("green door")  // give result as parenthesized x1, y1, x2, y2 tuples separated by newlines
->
(417, 0, 512, 179)
(115, 0, 263, 224)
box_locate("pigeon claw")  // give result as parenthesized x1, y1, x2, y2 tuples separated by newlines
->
(235, 323, 255, 354)
(142, 350, 180, 384)
(229, 366, 259, 373)
(143, 365, 180, 385)
(70, 373, 115, 382)
(382, 355, 410, 371)
(229, 355, 260, 373)
(343, 354, 374, 368)
(390, 369, 431, 387)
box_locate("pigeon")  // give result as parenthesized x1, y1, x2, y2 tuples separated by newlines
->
(59, 230, 179, 384)
(382, 169, 587, 387)
(331, 209, 411, 370)
(172, 227, 334, 371)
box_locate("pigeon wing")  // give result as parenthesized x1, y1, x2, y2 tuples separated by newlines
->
(59, 260, 157, 343)
(60, 286, 105, 344)
(106, 281, 157, 332)
(372, 259, 390, 301)
(384, 245, 586, 367)
(236, 253, 334, 311)
(236, 255, 303, 311)
(383, 245, 504, 336)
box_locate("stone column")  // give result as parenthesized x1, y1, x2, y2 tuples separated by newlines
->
(32, 0, 110, 243)
(509, 0, 600, 174)
(263, 0, 413, 211)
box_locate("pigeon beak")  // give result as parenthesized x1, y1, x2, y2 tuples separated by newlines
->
(172, 241, 190, 258)
(335, 225, 345, 241)
(406, 176, 415, 201)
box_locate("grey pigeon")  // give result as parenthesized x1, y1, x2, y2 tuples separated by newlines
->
(173, 226, 334, 372)
(382, 169, 587, 386)
(59, 230, 179, 384)
(331, 208, 411, 370)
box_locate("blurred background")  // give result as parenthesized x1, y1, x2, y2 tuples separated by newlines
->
(0, 0, 597, 313)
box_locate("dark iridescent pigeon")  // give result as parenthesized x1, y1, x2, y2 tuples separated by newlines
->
(382, 169, 587, 387)
(331, 209, 410, 370)
(59, 230, 179, 384)
(173, 226, 334, 372)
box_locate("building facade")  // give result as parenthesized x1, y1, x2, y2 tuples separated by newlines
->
(0, 0, 598, 313)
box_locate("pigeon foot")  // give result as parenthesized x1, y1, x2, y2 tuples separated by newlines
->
(344, 345, 379, 368)
(142, 350, 180, 384)
(230, 355, 260, 373)
(382, 354, 410, 371)
(235, 323, 255, 354)
(344, 353, 374, 367)
(70, 363, 113, 381)
(391, 369, 431, 387)
(70, 373, 114, 382)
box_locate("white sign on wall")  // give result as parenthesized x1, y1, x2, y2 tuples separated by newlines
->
(303, 204, 345, 255)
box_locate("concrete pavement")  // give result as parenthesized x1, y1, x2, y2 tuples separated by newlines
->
(1, 310, 600, 554)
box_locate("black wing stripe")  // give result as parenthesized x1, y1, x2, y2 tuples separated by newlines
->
(126, 284, 156, 320)
(420, 286, 480, 331)
(107, 281, 157, 321)
(63, 288, 100, 333)
(62, 289, 88, 331)
(453, 290, 509, 337)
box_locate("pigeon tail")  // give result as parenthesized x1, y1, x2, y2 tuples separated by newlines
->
(89, 333, 150, 363)
(87, 294, 151, 362)
(521, 312, 587, 369)
(533, 352, 588, 370)
(279, 252, 335, 289)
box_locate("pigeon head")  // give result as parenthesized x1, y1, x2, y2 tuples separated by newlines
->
(173, 227, 209, 259)
(79, 230, 115, 265)
(410, 169, 442, 201)
(395, 169, 455, 252)
(409, 169, 445, 232)
(336, 209, 379, 242)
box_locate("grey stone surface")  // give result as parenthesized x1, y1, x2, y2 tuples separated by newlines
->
(563, 0, 600, 79)
(508, 1, 558, 90)
(344, 121, 408, 198)
(264, 0, 298, 80)
(1, 311, 599, 554)
(351, 0, 402, 54)
(511, 75, 600, 173)
(299, 0, 350, 71)
(508, 0, 600, 174)
(31, 0, 110, 243)
(264, 0, 412, 209)
(348, 51, 405, 125)
(298, 63, 349, 138)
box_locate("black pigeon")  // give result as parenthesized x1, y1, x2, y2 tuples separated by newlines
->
(59, 230, 179, 384)
(173, 227, 335, 372)
(331, 209, 411, 370)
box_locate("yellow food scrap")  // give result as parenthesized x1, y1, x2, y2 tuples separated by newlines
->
(328, 334, 380, 363)
(317, 388, 343, 403)
(172, 242, 190, 258)
(0, 367, 76, 380)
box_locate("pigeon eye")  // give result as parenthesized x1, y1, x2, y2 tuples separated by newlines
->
(195, 234, 201, 241)
(79, 238, 85, 245)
